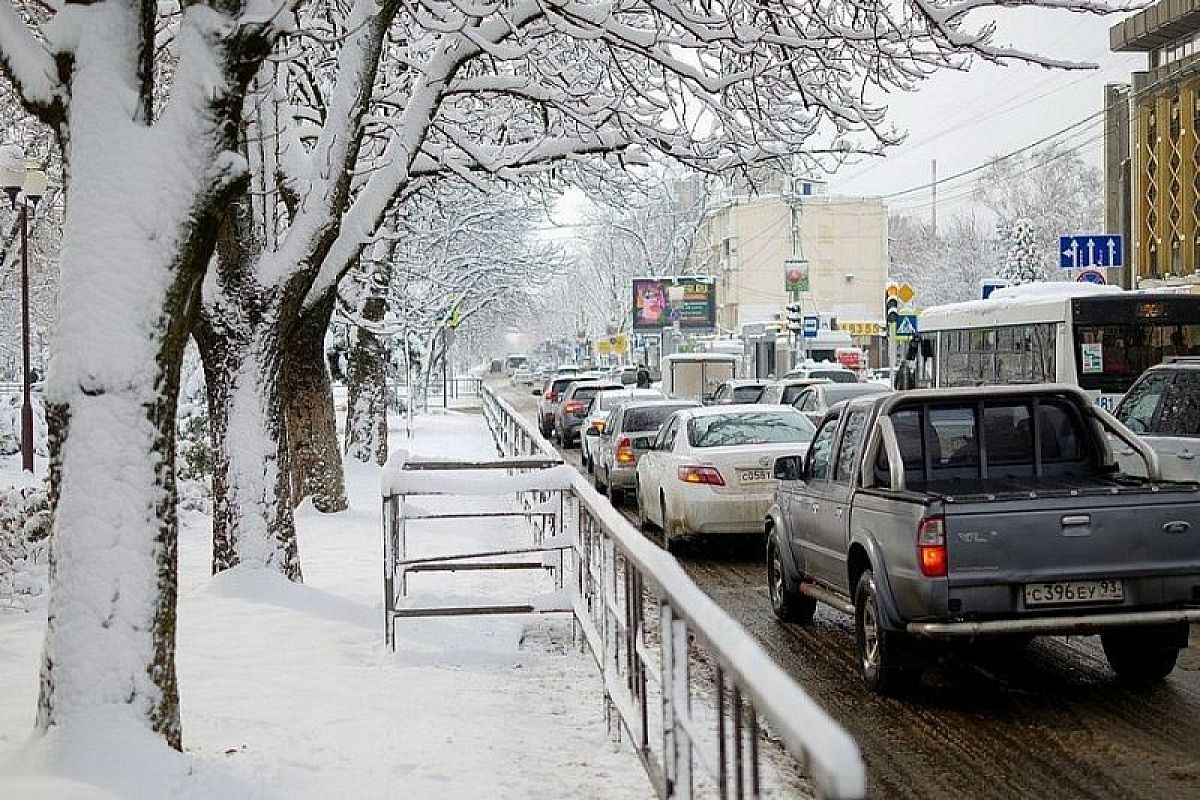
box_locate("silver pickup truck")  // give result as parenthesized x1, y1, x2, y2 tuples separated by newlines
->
(765, 384, 1200, 694)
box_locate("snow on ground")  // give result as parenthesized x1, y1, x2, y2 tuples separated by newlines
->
(0, 411, 652, 799)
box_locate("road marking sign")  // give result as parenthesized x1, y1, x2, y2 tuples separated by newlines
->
(1060, 234, 1123, 269)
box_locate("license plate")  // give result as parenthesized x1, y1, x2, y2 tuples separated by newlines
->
(739, 469, 771, 484)
(1024, 579, 1124, 606)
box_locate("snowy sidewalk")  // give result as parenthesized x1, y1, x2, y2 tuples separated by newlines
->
(0, 411, 651, 799)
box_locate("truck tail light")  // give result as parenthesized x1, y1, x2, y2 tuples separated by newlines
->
(564, 400, 586, 415)
(615, 437, 636, 464)
(917, 515, 947, 577)
(678, 466, 725, 486)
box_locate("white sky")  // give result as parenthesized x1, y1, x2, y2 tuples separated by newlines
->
(832, 9, 1146, 219)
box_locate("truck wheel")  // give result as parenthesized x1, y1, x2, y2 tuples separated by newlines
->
(854, 569, 919, 694)
(1101, 629, 1182, 684)
(767, 537, 815, 624)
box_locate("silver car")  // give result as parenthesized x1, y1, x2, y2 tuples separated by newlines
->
(594, 399, 701, 504)
(581, 388, 665, 472)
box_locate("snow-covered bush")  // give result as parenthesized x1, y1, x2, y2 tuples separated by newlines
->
(0, 481, 51, 603)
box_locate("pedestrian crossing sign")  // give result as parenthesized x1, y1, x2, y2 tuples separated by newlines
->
(895, 314, 918, 339)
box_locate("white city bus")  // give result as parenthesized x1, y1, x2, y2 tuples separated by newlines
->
(911, 283, 1200, 412)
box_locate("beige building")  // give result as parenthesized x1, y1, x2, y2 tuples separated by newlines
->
(692, 184, 889, 335)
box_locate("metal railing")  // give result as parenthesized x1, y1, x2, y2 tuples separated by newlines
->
(475, 385, 865, 800)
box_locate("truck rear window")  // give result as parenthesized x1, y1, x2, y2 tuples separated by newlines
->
(881, 399, 1091, 484)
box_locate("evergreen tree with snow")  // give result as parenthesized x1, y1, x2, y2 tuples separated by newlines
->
(1000, 218, 1042, 284)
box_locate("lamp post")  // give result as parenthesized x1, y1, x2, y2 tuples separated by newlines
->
(1, 150, 47, 473)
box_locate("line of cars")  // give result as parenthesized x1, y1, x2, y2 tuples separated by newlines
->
(529, 358, 1200, 695)
(535, 366, 880, 550)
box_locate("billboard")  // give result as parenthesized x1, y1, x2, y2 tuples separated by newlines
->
(632, 277, 716, 332)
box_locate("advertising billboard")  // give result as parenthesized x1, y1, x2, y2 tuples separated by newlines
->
(632, 277, 716, 332)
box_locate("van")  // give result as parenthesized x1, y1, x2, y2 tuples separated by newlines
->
(659, 353, 738, 402)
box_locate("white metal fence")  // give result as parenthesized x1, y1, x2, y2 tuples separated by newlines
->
(382, 384, 865, 799)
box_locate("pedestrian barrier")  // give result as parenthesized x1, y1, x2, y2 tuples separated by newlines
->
(381, 386, 864, 800)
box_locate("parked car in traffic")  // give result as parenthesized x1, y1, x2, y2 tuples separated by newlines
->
(708, 379, 770, 405)
(791, 382, 892, 426)
(634, 405, 815, 549)
(1114, 357, 1200, 481)
(594, 399, 702, 504)
(756, 377, 831, 406)
(580, 388, 665, 472)
(554, 379, 623, 446)
(766, 384, 1200, 694)
(781, 364, 858, 384)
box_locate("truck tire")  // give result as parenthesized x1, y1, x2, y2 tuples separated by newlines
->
(854, 569, 919, 694)
(1101, 628, 1183, 684)
(767, 537, 815, 624)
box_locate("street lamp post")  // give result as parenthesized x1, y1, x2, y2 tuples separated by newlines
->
(1, 151, 47, 473)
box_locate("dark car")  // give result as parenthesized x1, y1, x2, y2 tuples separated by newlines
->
(536, 373, 586, 437)
(791, 382, 892, 426)
(553, 380, 622, 446)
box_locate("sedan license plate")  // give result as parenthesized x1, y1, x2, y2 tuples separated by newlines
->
(739, 469, 771, 484)
(1024, 579, 1124, 607)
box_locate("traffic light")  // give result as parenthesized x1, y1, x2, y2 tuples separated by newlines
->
(885, 284, 900, 327)
(786, 302, 802, 333)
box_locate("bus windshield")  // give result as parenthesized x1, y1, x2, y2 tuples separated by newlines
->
(1072, 295, 1200, 394)
(1074, 322, 1200, 393)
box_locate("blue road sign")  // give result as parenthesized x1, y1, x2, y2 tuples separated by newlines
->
(895, 314, 919, 338)
(1076, 268, 1107, 285)
(802, 315, 820, 338)
(1060, 234, 1123, 269)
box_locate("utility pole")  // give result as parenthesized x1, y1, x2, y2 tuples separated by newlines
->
(787, 177, 807, 368)
(930, 159, 938, 237)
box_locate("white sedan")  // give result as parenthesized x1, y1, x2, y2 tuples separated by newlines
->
(634, 405, 815, 549)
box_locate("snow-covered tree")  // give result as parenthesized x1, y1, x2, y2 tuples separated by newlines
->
(890, 211, 1002, 307)
(975, 142, 1104, 278)
(999, 217, 1041, 283)
(565, 167, 712, 337)
(0, 0, 290, 749)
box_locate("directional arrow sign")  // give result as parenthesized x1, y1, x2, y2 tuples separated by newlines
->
(895, 314, 919, 338)
(1060, 234, 1123, 269)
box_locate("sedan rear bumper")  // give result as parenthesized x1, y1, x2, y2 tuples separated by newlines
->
(675, 489, 774, 536)
(907, 607, 1200, 638)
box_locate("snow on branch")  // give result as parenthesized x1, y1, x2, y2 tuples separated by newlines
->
(0, 0, 63, 121)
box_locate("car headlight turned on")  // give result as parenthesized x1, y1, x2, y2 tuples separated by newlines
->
(677, 465, 725, 486)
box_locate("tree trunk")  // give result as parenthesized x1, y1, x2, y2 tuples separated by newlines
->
(196, 318, 302, 581)
(344, 295, 389, 465)
(38, 315, 191, 749)
(283, 295, 349, 510)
